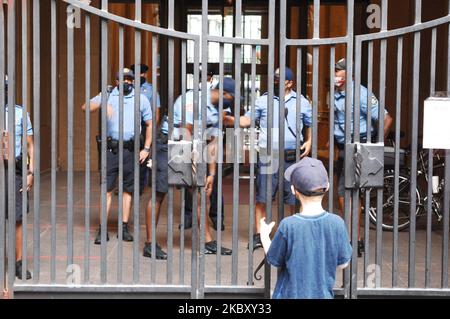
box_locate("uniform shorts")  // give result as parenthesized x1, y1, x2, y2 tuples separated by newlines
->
(106, 149, 144, 194)
(335, 148, 345, 198)
(256, 155, 296, 206)
(4, 168, 29, 222)
(153, 139, 169, 194)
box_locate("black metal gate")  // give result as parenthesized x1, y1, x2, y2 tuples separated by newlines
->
(1, 0, 450, 299)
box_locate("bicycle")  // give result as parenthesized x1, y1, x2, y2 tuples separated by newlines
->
(366, 143, 446, 231)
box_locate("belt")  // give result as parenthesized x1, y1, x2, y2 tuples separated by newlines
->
(172, 123, 215, 129)
(336, 135, 369, 150)
(107, 138, 135, 153)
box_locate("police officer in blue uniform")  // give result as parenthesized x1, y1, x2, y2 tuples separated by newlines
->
(184, 66, 228, 232)
(3, 76, 34, 279)
(143, 78, 235, 259)
(333, 58, 393, 256)
(82, 68, 153, 244)
(224, 67, 313, 251)
(130, 64, 161, 193)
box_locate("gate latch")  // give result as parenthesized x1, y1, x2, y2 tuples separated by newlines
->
(192, 139, 206, 187)
(345, 142, 384, 189)
(168, 138, 207, 187)
(168, 139, 193, 187)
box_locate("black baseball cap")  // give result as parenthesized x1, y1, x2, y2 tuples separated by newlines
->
(130, 64, 149, 74)
(284, 157, 329, 196)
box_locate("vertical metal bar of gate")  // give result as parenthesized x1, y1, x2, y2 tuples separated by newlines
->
(167, 0, 175, 285)
(100, 0, 109, 284)
(296, 46, 304, 215)
(198, 0, 208, 298)
(133, 0, 142, 284)
(425, 27, 437, 288)
(7, 0, 17, 295)
(443, 1, 450, 288)
(117, 24, 124, 284)
(264, 0, 275, 298)
(150, 33, 158, 284)
(21, 0, 29, 284)
(392, 36, 403, 287)
(364, 41, 373, 287)
(50, 0, 58, 284)
(363, 40, 373, 287)
(345, 0, 354, 299)
(216, 43, 224, 285)
(296, 47, 303, 164)
(311, 0, 320, 159)
(32, 0, 41, 284)
(67, 0, 75, 275)
(375, 0, 388, 289)
(246, 45, 257, 286)
(179, 39, 187, 285)
(83, 6, 90, 285)
(328, 47, 335, 215)
(0, 0, 5, 297)
(191, 36, 200, 299)
(278, 0, 287, 232)
(352, 34, 362, 299)
(231, 0, 242, 287)
(409, 0, 422, 287)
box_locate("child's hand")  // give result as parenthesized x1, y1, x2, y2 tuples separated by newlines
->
(260, 217, 275, 237)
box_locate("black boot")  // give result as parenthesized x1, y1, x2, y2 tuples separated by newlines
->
(15, 260, 32, 280)
(357, 239, 365, 258)
(94, 227, 109, 245)
(120, 223, 134, 242)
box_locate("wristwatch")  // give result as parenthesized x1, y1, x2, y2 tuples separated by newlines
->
(27, 171, 34, 176)
(144, 147, 151, 153)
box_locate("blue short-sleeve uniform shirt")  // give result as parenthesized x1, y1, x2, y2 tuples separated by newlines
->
(5, 105, 33, 158)
(245, 91, 312, 150)
(161, 89, 227, 139)
(91, 87, 152, 141)
(140, 81, 161, 108)
(334, 84, 388, 145)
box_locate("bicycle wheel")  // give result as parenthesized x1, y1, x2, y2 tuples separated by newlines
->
(367, 172, 421, 231)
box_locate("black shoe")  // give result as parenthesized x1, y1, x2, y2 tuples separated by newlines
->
(178, 214, 193, 230)
(15, 260, 32, 280)
(247, 233, 263, 251)
(118, 223, 134, 242)
(143, 242, 167, 260)
(204, 240, 232, 255)
(94, 227, 109, 245)
(210, 216, 225, 231)
(358, 239, 365, 258)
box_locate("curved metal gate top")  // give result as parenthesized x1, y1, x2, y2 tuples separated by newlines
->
(1, 0, 450, 299)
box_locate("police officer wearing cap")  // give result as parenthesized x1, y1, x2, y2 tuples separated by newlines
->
(130, 64, 161, 192)
(184, 66, 227, 232)
(82, 68, 153, 244)
(143, 78, 235, 259)
(333, 58, 393, 256)
(224, 67, 313, 252)
(3, 75, 34, 280)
